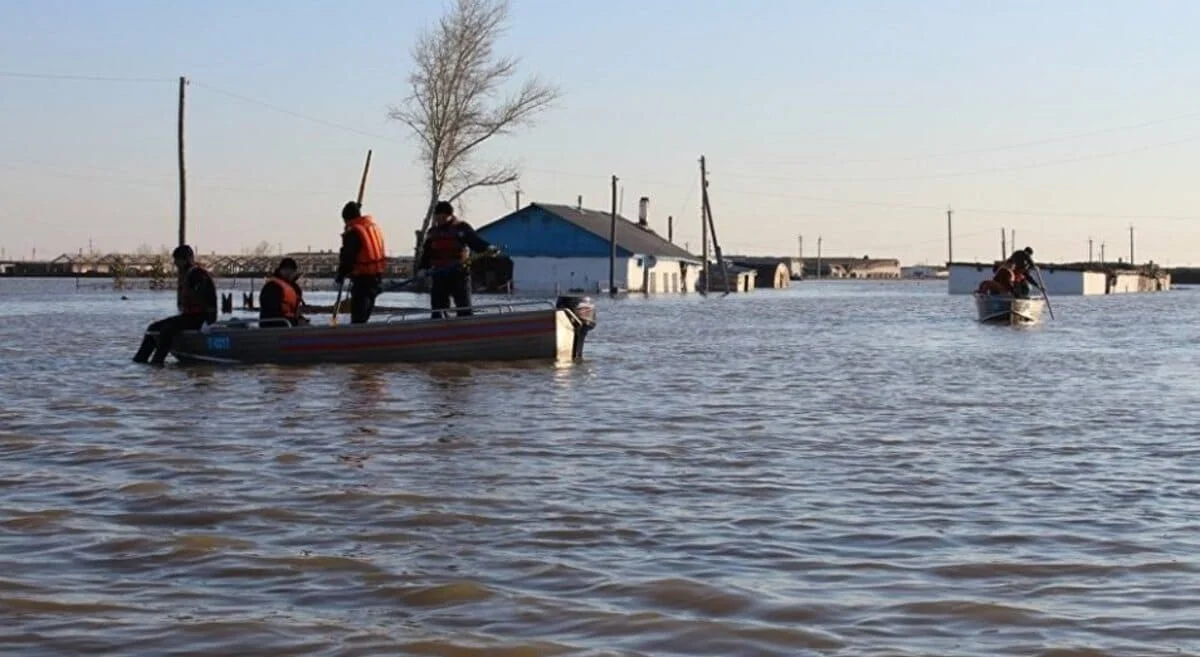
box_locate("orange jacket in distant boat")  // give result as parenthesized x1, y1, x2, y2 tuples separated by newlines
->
(344, 215, 387, 276)
(263, 276, 301, 321)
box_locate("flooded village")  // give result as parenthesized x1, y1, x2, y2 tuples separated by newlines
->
(5, 0, 1200, 656)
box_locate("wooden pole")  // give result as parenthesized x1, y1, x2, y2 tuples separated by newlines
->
(1001, 228, 1006, 260)
(177, 76, 187, 247)
(701, 166, 731, 295)
(700, 156, 709, 293)
(667, 215, 674, 243)
(357, 149, 373, 205)
(817, 236, 822, 280)
(515, 188, 521, 209)
(946, 206, 953, 265)
(609, 174, 618, 294)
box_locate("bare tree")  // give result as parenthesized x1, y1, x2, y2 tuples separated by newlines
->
(388, 0, 560, 261)
(251, 240, 272, 256)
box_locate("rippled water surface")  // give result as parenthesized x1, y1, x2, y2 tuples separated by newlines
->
(2, 278, 1199, 657)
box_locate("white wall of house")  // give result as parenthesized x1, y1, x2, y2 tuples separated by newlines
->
(508, 255, 701, 294)
(509, 256, 623, 294)
(626, 255, 701, 293)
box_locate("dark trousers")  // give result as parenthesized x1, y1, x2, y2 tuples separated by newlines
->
(349, 276, 380, 324)
(133, 313, 208, 364)
(430, 272, 473, 319)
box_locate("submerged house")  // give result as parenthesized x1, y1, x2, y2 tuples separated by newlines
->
(727, 256, 791, 288)
(474, 203, 703, 294)
(947, 261, 1170, 295)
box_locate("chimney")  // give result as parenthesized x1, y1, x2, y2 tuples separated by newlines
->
(577, 195, 583, 211)
(638, 196, 649, 228)
(668, 216, 674, 243)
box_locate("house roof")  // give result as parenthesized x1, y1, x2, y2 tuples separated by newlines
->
(531, 203, 700, 261)
(800, 257, 899, 267)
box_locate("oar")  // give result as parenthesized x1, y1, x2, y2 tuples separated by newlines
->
(1033, 264, 1055, 320)
(332, 149, 373, 327)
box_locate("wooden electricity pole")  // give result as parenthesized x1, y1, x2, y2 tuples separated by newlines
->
(177, 76, 188, 247)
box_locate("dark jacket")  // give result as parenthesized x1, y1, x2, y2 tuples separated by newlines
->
(417, 219, 492, 272)
(180, 266, 218, 324)
(336, 228, 364, 282)
(259, 274, 307, 325)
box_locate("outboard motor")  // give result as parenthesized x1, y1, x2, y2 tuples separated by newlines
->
(555, 295, 597, 360)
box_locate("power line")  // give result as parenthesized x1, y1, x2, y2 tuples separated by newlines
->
(758, 108, 1200, 165)
(720, 132, 1200, 184)
(189, 80, 405, 143)
(0, 71, 174, 83)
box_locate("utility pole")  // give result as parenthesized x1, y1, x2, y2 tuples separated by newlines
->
(1010, 229, 1015, 252)
(178, 75, 188, 247)
(1000, 228, 1006, 260)
(515, 188, 521, 209)
(798, 233, 804, 278)
(667, 215, 674, 243)
(1129, 224, 1135, 264)
(700, 156, 709, 293)
(609, 175, 618, 294)
(1100, 242, 1106, 263)
(1088, 237, 1094, 263)
(817, 235, 823, 280)
(946, 206, 953, 264)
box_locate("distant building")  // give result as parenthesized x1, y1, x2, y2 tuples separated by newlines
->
(801, 256, 901, 279)
(474, 202, 703, 294)
(699, 262, 758, 292)
(901, 264, 948, 279)
(948, 261, 1170, 295)
(726, 256, 791, 288)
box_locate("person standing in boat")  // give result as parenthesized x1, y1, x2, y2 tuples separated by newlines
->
(334, 201, 387, 324)
(1005, 246, 1041, 298)
(132, 244, 217, 365)
(259, 257, 309, 326)
(977, 246, 1041, 298)
(417, 201, 499, 319)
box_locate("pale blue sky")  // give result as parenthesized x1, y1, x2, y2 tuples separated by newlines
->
(2, 0, 1200, 265)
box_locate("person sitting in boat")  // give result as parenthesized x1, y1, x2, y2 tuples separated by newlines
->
(334, 201, 387, 324)
(132, 244, 217, 365)
(259, 257, 309, 326)
(416, 200, 500, 319)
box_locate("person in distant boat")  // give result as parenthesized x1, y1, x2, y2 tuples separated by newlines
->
(132, 244, 217, 365)
(334, 201, 387, 324)
(416, 201, 499, 319)
(977, 246, 1041, 298)
(259, 257, 309, 326)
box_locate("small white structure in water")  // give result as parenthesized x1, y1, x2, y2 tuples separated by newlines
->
(948, 261, 1170, 296)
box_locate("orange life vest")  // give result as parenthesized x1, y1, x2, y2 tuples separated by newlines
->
(426, 220, 469, 269)
(264, 276, 301, 321)
(344, 215, 386, 276)
(177, 265, 213, 314)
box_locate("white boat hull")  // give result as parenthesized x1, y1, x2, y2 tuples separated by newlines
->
(974, 293, 1046, 325)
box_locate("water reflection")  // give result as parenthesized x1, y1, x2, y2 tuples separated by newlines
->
(2, 278, 1200, 657)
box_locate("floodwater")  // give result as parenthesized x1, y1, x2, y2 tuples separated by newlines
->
(1, 277, 1199, 657)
